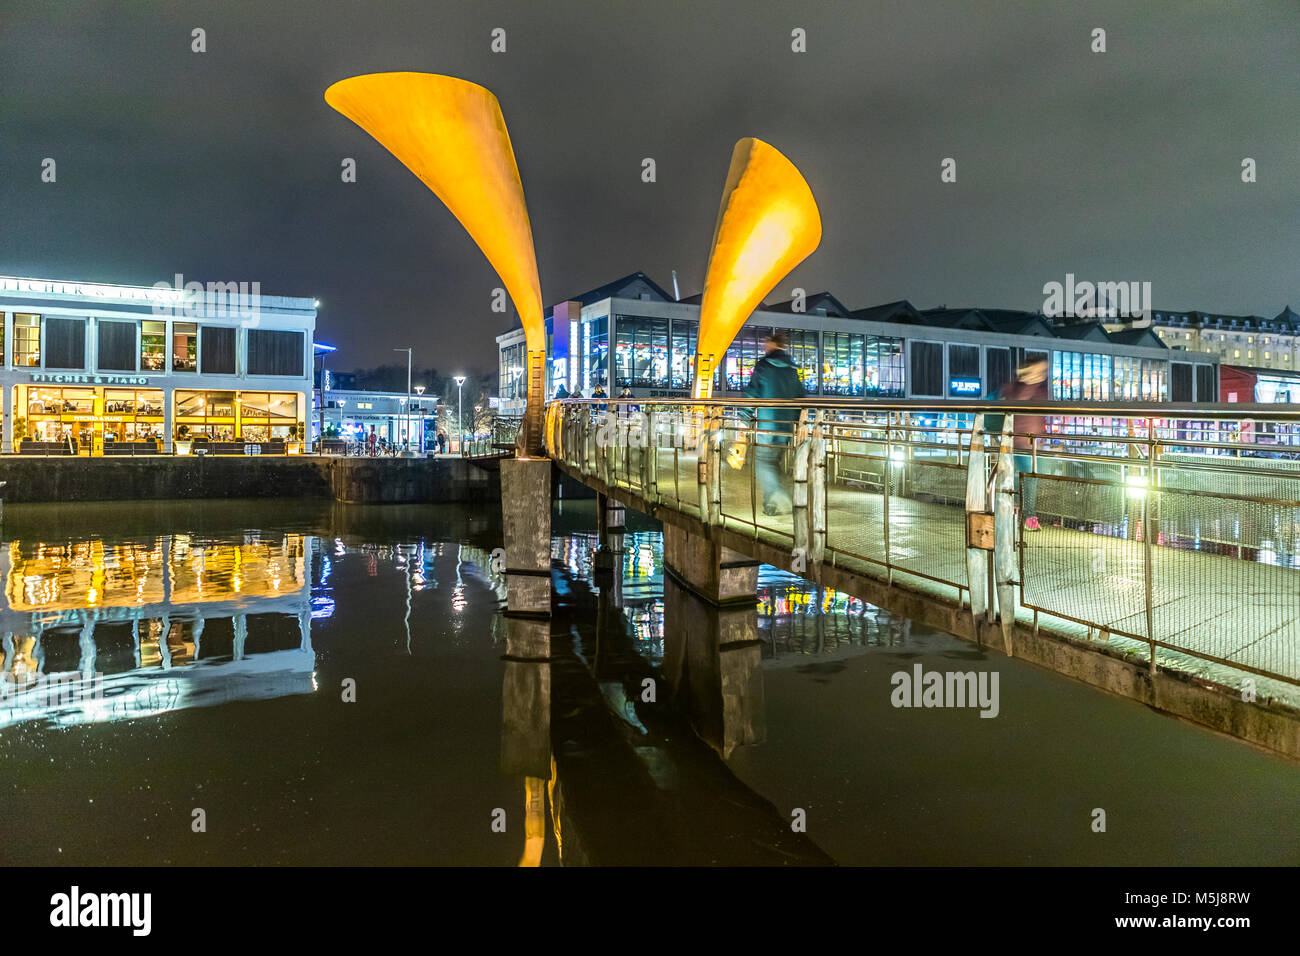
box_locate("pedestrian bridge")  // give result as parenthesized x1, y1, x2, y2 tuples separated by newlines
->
(541, 397, 1300, 757)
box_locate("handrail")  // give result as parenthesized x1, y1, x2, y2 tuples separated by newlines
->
(547, 396, 1300, 420)
(546, 397, 1300, 690)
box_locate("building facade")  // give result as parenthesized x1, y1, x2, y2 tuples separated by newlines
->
(1143, 306, 1300, 372)
(316, 387, 440, 450)
(496, 272, 1221, 412)
(0, 275, 315, 453)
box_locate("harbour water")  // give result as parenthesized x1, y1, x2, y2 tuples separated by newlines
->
(0, 498, 1295, 865)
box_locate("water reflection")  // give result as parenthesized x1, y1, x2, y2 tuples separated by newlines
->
(0, 531, 317, 729)
(556, 526, 911, 666)
(502, 517, 910, 864)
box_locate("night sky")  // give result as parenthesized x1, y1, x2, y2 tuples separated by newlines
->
(1, 1, 1297, 375)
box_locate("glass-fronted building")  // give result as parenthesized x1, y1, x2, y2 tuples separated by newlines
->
(495, 272, 1220, 412)
(0, 275, 316, 453)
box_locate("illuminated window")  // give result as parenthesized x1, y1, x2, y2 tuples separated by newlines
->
(141, 321, 166, 371)
(13, 313, 39, 367)
(614, 315, 669, 389)
(173, 322, 198, 372)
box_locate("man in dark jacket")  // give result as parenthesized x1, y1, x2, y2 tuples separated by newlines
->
(745, 332, 805, 515)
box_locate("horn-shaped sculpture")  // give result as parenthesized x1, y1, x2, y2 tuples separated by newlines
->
(692, 138, 822, 399)
(324, 72, 548, 457)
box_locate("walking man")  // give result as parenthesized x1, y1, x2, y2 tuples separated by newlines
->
(744, 332, 805, 515)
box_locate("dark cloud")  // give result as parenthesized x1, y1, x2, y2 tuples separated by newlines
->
(0, 0, 1296, 373)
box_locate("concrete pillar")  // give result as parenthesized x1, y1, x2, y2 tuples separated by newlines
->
(661, 574, 765, 759)
(661, 522, 758, 607)
(163, 385, 174, 454)
(499, 457, 552, 616)
(593, 492, 625, 572)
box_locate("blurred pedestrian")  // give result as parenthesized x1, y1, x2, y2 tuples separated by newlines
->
(994, 357, 1051, 531)
(745, 331, 805, 515)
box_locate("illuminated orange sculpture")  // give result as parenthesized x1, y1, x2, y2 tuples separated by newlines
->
(693, 138, 822, 399)
(324, 72, 548, 455)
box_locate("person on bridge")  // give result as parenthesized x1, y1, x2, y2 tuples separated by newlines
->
(745, 331, 805, 516)
(617, 385, 638, 417)
(993, 357, 1051, 531)
(554, 383, 570, 400)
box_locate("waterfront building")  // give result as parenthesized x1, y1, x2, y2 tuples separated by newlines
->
(315, 386, 439, 450)
(495, 272, 1222, 411)
(0, 274, 316, 454)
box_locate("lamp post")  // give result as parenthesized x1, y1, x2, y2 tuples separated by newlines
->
(337, 400, 347, 452)
(394, 347, 412, 455)
(318, 353, 327, 453)
(414, 385, 426, 454)
(453, 375, 466, 454)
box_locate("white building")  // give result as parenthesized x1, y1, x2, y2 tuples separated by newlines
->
(316, 387, 440, 451)
(0, 274, 316, 453)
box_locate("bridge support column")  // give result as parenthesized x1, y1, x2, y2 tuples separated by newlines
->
(661, 574, 765, 758)
(500, 457, 553, 616)
(593, 493, 625, 572)
(662, 523, 758, 607)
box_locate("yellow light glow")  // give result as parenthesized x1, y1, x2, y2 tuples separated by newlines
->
(693, 138, 822, 399)
(324, 72, 547, 452)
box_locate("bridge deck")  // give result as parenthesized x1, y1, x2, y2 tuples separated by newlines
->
(588, 446, 1300, 689)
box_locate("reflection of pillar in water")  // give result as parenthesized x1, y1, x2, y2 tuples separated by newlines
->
(157, 616, 173, 669)
(593, 493, 625, 573)
(78, 619, 96, 682)
(592, 562, 624, 681)
(662, 574, 766, 759)
(499, 616, 551, 868)
(501, 616, 550, 776)
(500, 615, 551, 865)
(233, 614, 247, 661)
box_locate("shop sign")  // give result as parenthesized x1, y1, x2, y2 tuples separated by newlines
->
(949, 377, 983, 396)
(31, 373, 152, 386)
(0, 276, 183, 304)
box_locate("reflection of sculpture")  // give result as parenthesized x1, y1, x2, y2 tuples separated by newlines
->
(693, 138, 822, 399)
(324, 73, 547, 456)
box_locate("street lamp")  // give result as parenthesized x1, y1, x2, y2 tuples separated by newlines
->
(453, 375, 466, 454)
(414, 385, 426, 453)
(337, 399, 347, 452)
(394, 347, 413, 455)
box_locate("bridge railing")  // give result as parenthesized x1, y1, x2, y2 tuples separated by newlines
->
(546, 397, 1300, 690)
